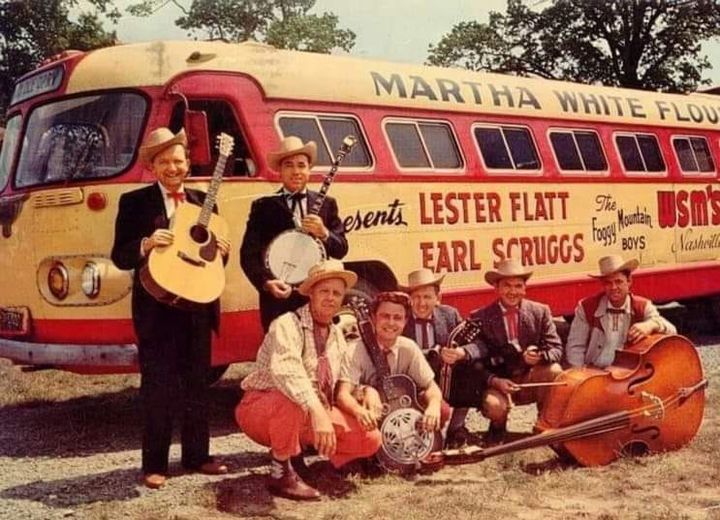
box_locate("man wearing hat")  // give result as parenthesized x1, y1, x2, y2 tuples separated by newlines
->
(566, 255, 676, 368)
(400, 268, 481, 447)
(111, 127, 230, 489)
(240, 136, 349, 331)
(467, 258, 563, 443)
(236, 259, 382, 501)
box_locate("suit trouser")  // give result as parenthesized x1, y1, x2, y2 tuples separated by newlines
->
(236, 389, 382, 467)
(138, 308, 212, 474)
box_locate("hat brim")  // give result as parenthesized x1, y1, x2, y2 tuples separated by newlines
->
(268, 142, 317, 170)
(398, 273, 446, 293)
(139, 129, 188, 166)
(297, 270, 358, 296)
(484, 270, 533, 286)
(588, 258, 639, 278)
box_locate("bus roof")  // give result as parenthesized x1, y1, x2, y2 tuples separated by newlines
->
(65, 40, 720, 130)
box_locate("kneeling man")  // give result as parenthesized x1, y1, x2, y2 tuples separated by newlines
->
(236, 260, 381, 501)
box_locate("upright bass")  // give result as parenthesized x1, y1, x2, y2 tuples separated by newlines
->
(428, 334, 707, 468)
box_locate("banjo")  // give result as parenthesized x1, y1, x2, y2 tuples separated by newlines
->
(265, 135, 357, 285)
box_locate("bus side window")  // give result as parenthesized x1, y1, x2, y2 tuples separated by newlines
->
(170, 99, 253, 177)
(474, 124, 540, 172)
(384, 119, 463, 171)
(550, 129, 607, 174)
(615, 133, 665, 174)
(672, 136, 715, 175)
(277, 114, 372, 169)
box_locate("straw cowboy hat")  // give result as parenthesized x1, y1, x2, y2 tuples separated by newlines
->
(298, 259, 358, 296)
(589, 255, 639, 278)
(398, 268, 446, 293)
(484, 258, 533, 286)
(139, 127, 187, 166)
(267, 136, 317, 170)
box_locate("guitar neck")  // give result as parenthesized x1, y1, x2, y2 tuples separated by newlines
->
(358, 319, 392, 380)
(198, 154, 228, 227)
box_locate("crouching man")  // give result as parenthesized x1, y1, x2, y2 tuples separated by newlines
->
(235, 260, 382, 501)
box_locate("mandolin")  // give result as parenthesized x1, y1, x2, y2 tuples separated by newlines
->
(140, 133, 234, 308)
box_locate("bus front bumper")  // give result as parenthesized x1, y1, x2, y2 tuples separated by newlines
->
(0, 337, 137, 367)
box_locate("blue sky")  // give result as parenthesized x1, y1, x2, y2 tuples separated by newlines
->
(107, 0, 720, 87)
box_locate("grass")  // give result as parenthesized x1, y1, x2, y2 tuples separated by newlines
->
(0, 351, 718, 519)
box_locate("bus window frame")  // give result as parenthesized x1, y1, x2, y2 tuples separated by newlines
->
(670, 134, 717, 178)
(382, 117, 465, 175)
(612, 131, 668, 178)
(471, 122, 543, 177)
(546, 127, 609, 177)
(274, 111, 374, 173)
(0, 113, 22, 193)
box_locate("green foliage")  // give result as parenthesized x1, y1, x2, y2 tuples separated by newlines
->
(129, 0, 355, 52)
(427, 0, 720, 93)
(0, 0, 118, 116)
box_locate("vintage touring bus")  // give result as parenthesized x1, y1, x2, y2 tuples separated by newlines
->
(1, 40, 719, 374)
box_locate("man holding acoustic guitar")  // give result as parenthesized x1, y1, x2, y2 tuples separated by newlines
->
(111, 127, 230, 489)
(240, 136, 349, 331)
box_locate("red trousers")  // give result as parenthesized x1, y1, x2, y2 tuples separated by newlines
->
(236, 390, 382, 468)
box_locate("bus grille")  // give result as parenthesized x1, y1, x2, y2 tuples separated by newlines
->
(33, 188, 84, 208)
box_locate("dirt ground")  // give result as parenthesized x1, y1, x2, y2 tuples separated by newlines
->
(0, 343, 719, 520)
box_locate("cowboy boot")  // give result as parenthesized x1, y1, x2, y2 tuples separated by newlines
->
(267, 459, 320, 501)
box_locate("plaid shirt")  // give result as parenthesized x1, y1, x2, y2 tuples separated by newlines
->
(242, 304, 351, 410)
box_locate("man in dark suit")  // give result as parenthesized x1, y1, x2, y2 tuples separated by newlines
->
(240, 136, 348, 330)
(468, 258, 563, 443)
(400, 268, 481, 447)
(111, 127, 229, 489)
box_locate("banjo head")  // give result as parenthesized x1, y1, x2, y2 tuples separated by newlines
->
(265, 230, 327, 285)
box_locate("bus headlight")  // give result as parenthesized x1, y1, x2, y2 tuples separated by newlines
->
(48, 262, 70, 300)
(81, 261, 101, 299)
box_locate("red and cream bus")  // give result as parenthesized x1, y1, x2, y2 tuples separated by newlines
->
(1, 40, 719, 374)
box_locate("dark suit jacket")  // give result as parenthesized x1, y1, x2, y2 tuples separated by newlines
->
(111, 183, 220, 339)
(239, 189, 348, 328)
(469, 298, 562, 383)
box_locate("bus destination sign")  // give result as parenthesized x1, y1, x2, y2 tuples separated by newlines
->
(11, 65, 64, 105)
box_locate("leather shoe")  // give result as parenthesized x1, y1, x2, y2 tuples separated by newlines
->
(267, 471, 321, 501)
(445, 425, 470, 449)
(198, 459, 228, 475)
(484, 423, 507, 445)
(143, 473, 166, 489)
(290, 455, 312, 480)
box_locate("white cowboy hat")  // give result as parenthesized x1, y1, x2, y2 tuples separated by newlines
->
(267, 136, 317, 170)
(297, 259, 358, 296)
(589, 255, 639, 278)
(484, 258, 533, 286)
(398, 268, 446, 293)
(138, 127, 187, 166)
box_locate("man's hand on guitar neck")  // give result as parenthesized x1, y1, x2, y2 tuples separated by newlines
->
(216, 236, 230, 258)
(308, 403, 337, 458)
(300, 214, 329, 240)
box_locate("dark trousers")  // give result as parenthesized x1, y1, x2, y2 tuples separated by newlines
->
(137, 308, 212, 474)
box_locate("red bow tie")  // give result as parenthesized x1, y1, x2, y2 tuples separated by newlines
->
(167, 191, 186, 206)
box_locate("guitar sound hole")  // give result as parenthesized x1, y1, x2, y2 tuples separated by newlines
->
(190, 225, 209, 244)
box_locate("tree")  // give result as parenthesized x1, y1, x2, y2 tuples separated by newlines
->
(427, 0, 720, 93)
(128, 0, 355, 52)
(0, 0, 118, 116)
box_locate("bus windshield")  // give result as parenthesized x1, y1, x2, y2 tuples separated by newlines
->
(0, 114, 21, 192)
(14, 92, 147, 188)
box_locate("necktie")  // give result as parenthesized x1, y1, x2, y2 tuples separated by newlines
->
(416, 318, 433, 351)
(167, 191, 185, 207)
(313, 324, 333, 408)
(288, 192, 306, 219)
(504, 306, 519, 342)
(607, 307, 624, 331)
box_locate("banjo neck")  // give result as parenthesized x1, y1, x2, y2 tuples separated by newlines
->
(307, 135, 357, 216)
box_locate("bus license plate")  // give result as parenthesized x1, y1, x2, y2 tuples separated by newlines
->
(0, 306, 30, 336)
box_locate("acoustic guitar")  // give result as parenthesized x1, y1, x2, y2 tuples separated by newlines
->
(348, 296, 442, 473)
(140, 133, 234, 308)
